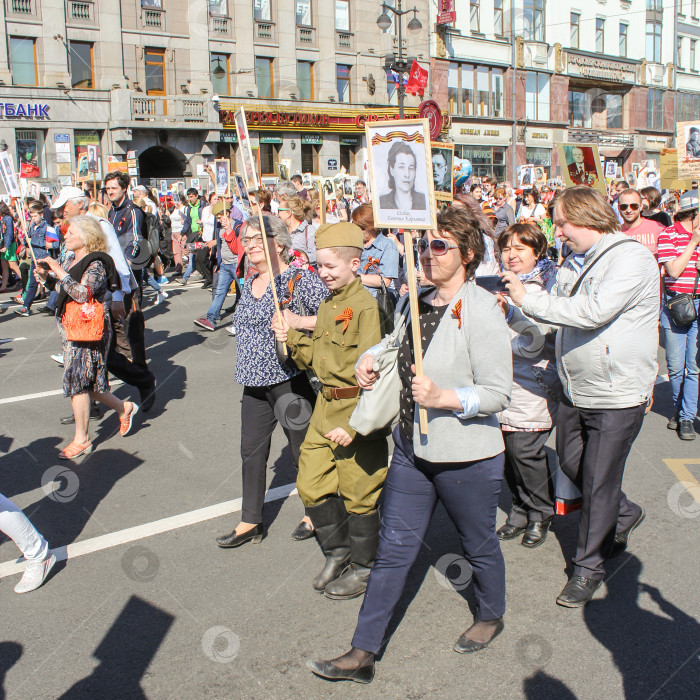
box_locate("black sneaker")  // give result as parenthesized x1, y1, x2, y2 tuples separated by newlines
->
(679, 420, 696, 440)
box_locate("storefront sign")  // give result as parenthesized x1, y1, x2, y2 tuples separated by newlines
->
(450, 124, 511, 145)
(327, 158, 338, 171)
(0, 103, 50, 119)
(220, 131, 238, 143)
(54, 133, 70, 143)
(302, 134, 323, 145)
(566, 53, 636, 84)
(340, 136, 359, 145)
(436, 0, 456, 24)
(260, 135, 283, 144)
(219, 104, 421, 133)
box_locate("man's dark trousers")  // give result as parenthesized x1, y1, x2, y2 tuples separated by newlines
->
(556, 399, 646, 580)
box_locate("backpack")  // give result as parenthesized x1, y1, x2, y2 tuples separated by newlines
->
(144, 212, 162, 258)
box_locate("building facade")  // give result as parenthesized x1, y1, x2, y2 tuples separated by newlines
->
(0, 0, 429, 191)
(430, 0, 699, 183)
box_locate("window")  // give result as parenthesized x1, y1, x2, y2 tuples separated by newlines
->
(569, 90, 623, 129)
(296, 0, 311, 25)
(646, 0, 662, 8)
(570, 13, 579, 49)
(9, 37, 37, 86)
(16, 130, 45, 179)
(297, 60, 313, 100)
(470, 0, 480, 33)
(254, 0, 270, 21)
(337, 63, 351, 102)
(447, 62, 504, 117)
(619, 23, 628, 58)
(596, 19, 604, 53)
(680, 0, 685, 13)
(301, 144, 318, 173)
(647, 88, 664, 130)
(525, 71, 549, 121)
(69, 41, 94, 89)
(494, 0, 503, 36)
(678, 38, 684, 70)
(255, 57, 273, 97)
(691, 40, 697, 71)
(209, 0, 227, 14)
(646, 22, 662, 63)
(524, 0, 545, 43)
(210, 53, 230, 95)
(335, 0, 350, 31)
(455, 145, 506, 182)
(678, 92, 700, 121)
(142, 0, 161, 5)
(145, 48, 165, 95)
(259, 143, 277, 175)
(694, 0, 698, 18)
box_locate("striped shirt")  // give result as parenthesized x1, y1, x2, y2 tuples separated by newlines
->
(657, 222, 700, 294)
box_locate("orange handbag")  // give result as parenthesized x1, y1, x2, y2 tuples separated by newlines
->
(62, 290, 104, 342)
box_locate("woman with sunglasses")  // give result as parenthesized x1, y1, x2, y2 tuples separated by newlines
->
(307, 206, 512, 684)
(494, 187, 516, 236)
(215, 215, 328, 548)
(278, 195, 315, 264)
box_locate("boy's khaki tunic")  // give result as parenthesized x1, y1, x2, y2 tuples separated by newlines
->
(286, 276, 388, 513)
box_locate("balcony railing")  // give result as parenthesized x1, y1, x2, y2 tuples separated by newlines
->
(255, 21, 276, 42)
(568, 129, 635, 148)
(11, 0, 32, 12)
(297, 26, 316, 47)
(210, 15, 230, 34)
(70, 1, 93, 21)
(336, 31, 354, 52)
(142, 8, 163, 28)
(131, 96, 208, 123)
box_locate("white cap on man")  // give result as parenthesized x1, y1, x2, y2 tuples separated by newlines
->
(50, 187, 87, 210)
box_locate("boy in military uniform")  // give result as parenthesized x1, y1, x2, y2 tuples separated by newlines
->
(272, 222, 388, 600)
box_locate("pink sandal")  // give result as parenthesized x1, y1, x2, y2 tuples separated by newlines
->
(59, 441, 93, 460)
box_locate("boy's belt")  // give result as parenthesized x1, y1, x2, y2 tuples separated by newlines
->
(321, 385, 360, 400)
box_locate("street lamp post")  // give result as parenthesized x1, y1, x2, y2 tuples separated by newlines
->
(377, 1, 422, 118)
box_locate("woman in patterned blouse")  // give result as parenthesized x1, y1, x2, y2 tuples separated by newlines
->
(216, 214, 329, 549)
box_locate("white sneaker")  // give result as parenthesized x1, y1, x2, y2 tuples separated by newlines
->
(15, 553, 57, 593)
(50, 353, 64, 366)
(226, 325, 236, 336)
(155, 291, 169, 305)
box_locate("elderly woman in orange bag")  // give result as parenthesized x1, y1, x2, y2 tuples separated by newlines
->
(34, 215, 139, 459)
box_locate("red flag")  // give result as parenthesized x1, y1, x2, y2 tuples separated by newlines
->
(405, 60, 428, 97)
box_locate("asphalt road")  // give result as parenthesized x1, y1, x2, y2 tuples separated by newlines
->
(1, 282, 699, 700)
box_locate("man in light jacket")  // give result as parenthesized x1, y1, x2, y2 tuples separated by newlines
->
(502, 186, 660, 608)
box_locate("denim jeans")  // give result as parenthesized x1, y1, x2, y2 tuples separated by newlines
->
(660, 300, 700, 422)
(206, 262, 238, 325)
(183, 253, 195, 281)
(142, 267, 162, 293)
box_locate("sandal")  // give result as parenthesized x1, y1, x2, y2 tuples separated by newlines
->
(119, 402, 139, 436)
(59, 441, 93, 460)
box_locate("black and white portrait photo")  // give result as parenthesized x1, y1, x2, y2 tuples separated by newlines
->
(431, 143, 454, 202)
(686, 126, 700, 158)
(233, 173, 251, 209)
(215, 159, 230, 196)
(365, 119, 437, 229)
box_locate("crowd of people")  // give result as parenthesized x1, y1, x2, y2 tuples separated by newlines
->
(0, 166, 693, 686)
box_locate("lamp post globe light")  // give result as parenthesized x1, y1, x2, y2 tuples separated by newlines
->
(376, 1, 422, 117)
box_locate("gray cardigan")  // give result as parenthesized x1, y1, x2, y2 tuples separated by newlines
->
(386, 281, 512, 463)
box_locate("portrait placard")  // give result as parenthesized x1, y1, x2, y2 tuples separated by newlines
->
(431, 142, 454, 202)
(235, 108, 259, 191)
(557, 143, 607, 196)
(214, 159, 230, 196)
(365, 119, 436, 230)
(231, 172, 251, 209)
(604, 161, 617, 179)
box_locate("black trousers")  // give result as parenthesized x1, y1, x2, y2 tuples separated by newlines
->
(503, 429, 555, 526)
(240, 374, 316, 524)
(556, 400, 645, 580)
(107, 291, 155, 393)
(195, 248, 214, 284)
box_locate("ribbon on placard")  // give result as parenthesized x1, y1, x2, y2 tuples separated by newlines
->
(334, 307, 353, 332)
(370, 131, 425, 145)
(452, 300, 462, 329)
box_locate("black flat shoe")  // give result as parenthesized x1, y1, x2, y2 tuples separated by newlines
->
(556, 575, 602, 608)
(306, 659, 374, 684)
(497, 523, 526, 540)
(679, 420, 696, 440)
(291, 520, 315, 541)
(667, 414, 679, 431)
(60, 405, 102, 425)
(610, 508, 645, 557)
(216, 523, 264, 548)
(521, 520, 551, 548)
(453, 618, 504, 654)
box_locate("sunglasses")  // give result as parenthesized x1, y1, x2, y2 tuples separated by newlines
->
(417, 238, 459, 256)
(618, 203, 640, 211)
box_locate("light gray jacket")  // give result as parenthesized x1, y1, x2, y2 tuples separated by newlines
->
(510, 233, 660, 409)
(386, 281, 512, 462)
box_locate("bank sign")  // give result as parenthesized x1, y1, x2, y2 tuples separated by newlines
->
(0, 103, 50, 119)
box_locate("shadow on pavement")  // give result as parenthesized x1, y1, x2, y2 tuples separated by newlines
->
(0, 642, 22, 700)
(523, 670, 577, 699)
(58, 596, 175, 699)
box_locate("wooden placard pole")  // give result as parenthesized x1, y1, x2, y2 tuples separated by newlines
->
(403, 230, 428, 435)
(319, 185, 326, 225)
(15, 198, 38, 267)
(92, 172, 97, 201)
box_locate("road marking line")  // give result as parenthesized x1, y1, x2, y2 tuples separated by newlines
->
(0, 380, 123, 405)
(0, 482, 298, 578)
(0, 337, 26, 344)
(662, 459, 700, 506)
